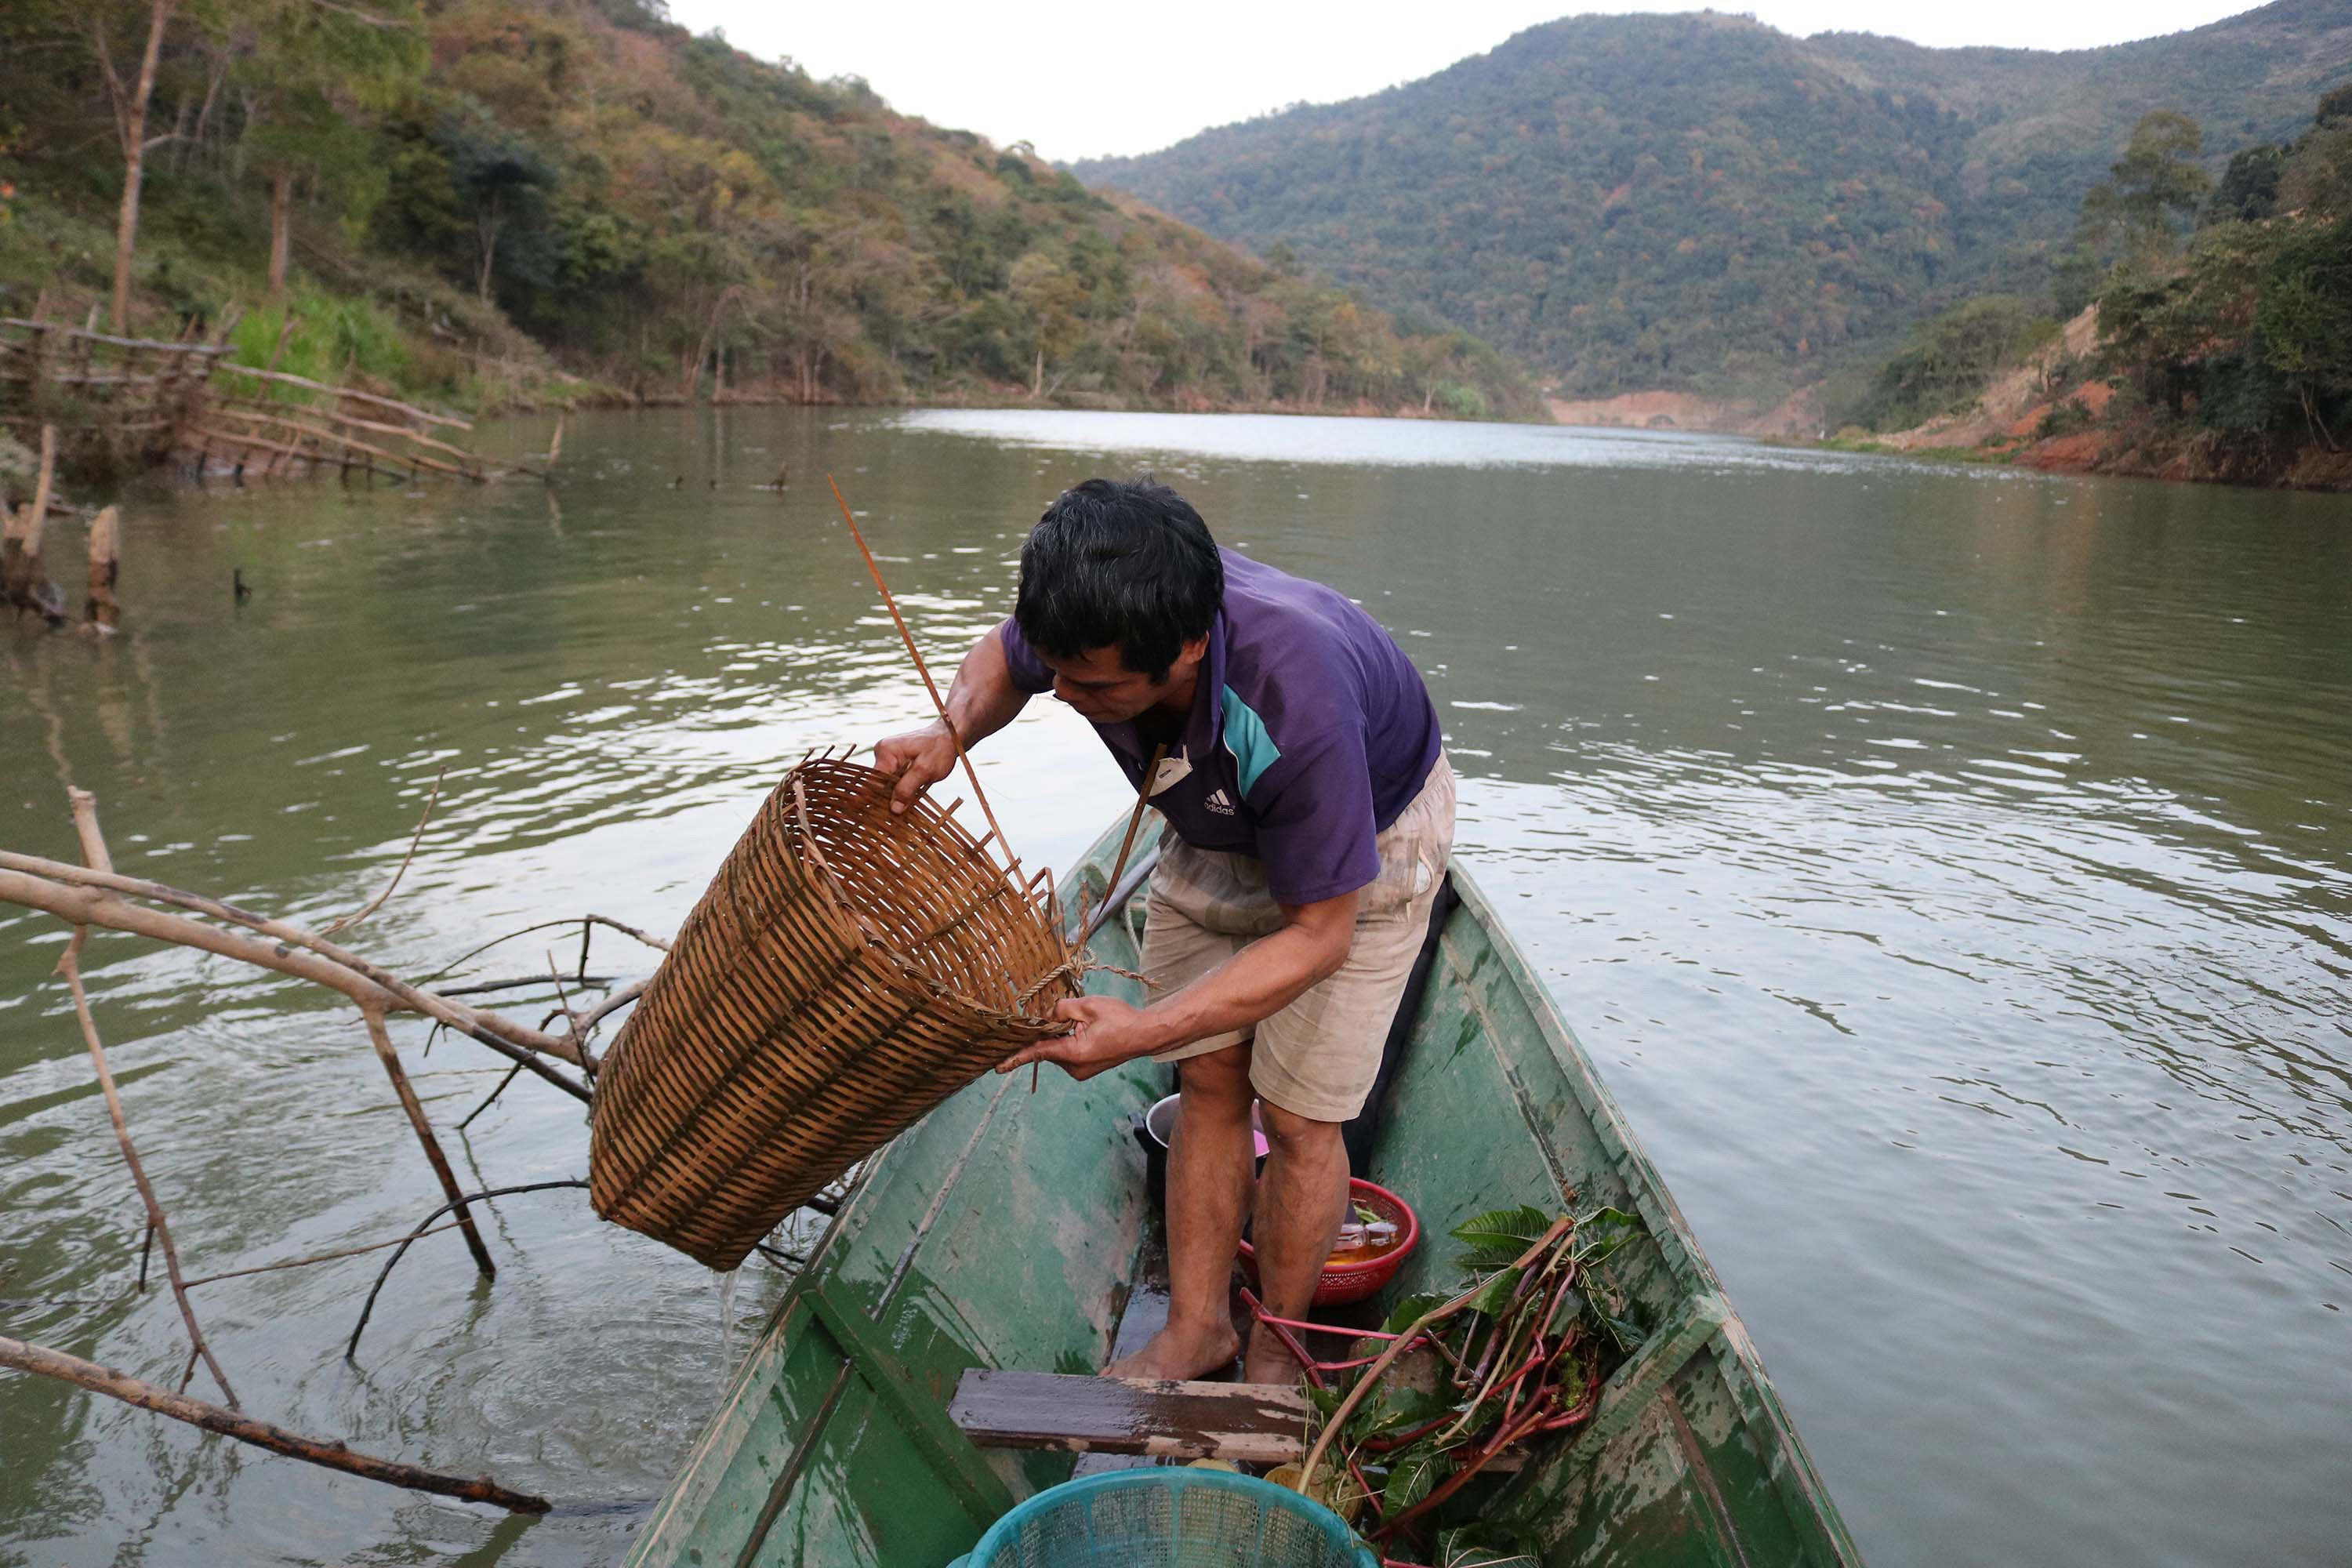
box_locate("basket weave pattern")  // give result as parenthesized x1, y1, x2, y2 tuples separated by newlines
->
(589, 757, 1076, 1269)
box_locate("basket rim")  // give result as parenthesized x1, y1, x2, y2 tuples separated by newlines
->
(958, 1468, 1374, 1566)
(783, 757, 1075, 1028)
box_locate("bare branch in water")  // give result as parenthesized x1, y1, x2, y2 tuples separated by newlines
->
(347, 1181, 589, 1359)
(320, 766, 445, 938)
(56, 788, 238, 1409)
(0, 1334, 549, 1512)
(0, 853, 593, 1099)
(180, 1221, 470, 1290)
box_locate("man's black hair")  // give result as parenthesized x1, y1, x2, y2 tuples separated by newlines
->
(1014, 477, 1223, 682)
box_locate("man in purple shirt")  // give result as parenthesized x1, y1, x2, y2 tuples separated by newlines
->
(877, 477, 1454, 1385)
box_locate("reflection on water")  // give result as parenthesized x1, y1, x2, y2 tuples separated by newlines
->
(2, 407, 2349, 1567)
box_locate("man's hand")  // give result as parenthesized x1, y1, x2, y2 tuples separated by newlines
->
(867, 630, 1030, 813)
(998, 994, 1166, 1082)
(873, 720, 959, 815)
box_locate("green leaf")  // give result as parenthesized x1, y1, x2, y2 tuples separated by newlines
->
(1572, 1205, 1642, 1265)
(1302, 1381, 1342, 1420)
(1453, 1242, 1528, 1273)
(1348, 1382, 1453, 1441)
(1436, 1521, 1542, 1567)
(1464, 1265, 1523, 1316)
(1381, 1290, 1448, 1334)
(1448, 1204, 1553, 1253)
(1381, 1443, 1443, 1515)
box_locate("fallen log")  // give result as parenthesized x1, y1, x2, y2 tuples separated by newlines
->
(0, 1334, 549, 1513)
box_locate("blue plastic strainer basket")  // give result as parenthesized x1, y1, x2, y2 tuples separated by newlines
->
(946, 1469, 1379, 1568)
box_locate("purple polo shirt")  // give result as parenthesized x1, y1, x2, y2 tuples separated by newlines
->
(999, 549, 1443, 905)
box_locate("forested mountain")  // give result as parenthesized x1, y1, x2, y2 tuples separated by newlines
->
(0, 0, 1537, 419)
(1074, 2, 2352, 402)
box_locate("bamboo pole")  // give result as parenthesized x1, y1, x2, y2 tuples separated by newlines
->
(207, 360, 471, 430)
(361, 1007, 496, 1281)
(214, 406, 478, 482)
(216, 397, 533, 481)
(190, 424, 412, 485)
(825, 473, 1022, 887)
(263, 312, 299, 374)
(56, 794, 239, 1407)
(0, 1335, 548, 1512)
(0, 321, 236, 358)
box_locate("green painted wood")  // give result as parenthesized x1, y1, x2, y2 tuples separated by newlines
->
(803, 1283, 1016, 1528)
(1564, 1294, 1731, 1467)
(629, 822, 1862, 1568)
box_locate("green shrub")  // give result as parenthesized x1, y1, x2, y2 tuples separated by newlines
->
(2035, 398, 2095, 438)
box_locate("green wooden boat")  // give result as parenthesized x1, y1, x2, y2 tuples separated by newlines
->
(624, 816, 1863, 1567)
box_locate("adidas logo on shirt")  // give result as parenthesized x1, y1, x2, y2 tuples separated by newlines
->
(1204, 788, 1236, 816)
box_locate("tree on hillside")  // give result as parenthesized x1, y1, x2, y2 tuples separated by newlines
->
(2078, 110, 2212, 263)
(2279, 123, 2352, 222)
(441, 111, 555, 302)
(1845, 294, 2051, 431)
(2209, 144, 2285, 225)
(2094, 86, 2352, 452)
(2253, 220, 2352, 448)
(86, 0, 184, 331)
(234, 0, 424, 299)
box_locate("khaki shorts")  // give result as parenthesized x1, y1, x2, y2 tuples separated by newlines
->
(1142, 753, 1457, 1123)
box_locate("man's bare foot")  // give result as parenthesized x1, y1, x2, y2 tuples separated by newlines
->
(1103, 1320, 1240, 1381)
(1239, 1327, 1306, 1388)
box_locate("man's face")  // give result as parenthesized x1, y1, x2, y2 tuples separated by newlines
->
(1036, 639, 1206, 725)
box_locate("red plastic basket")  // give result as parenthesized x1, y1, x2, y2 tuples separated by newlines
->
(1238, 1178, 1419, 1308)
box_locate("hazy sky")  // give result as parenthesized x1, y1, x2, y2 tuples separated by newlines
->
(663, 2, 2268, 162)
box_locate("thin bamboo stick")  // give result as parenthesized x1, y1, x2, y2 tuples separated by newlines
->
(188, 425, 412, 485)
(180, 1221, 469, 1289)
(213, 397, 526, 478)
(824, 473, 1022, 885)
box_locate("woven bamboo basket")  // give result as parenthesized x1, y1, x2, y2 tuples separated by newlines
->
(588, 754, 1079, 1269)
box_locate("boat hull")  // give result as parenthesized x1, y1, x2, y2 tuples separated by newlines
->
(626, 821, 1861, 1566)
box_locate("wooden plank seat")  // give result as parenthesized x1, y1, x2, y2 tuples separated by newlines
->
(949, 1370, 1527, 1471)
(951, 1370, 1310, 1464)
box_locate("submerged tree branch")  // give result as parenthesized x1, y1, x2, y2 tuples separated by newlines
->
(0, 858, 592, 1104)
(56, 789, 238, 1408)
(347, 1181, 589, 1360)
(0, 1334, 549, 1512)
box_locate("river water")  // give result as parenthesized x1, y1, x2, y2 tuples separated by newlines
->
(2, 408, 2347, 1566)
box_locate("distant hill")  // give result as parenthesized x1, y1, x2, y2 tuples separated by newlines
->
(1074, 2, 2352, 401)
(0, 0, 1539, 422)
